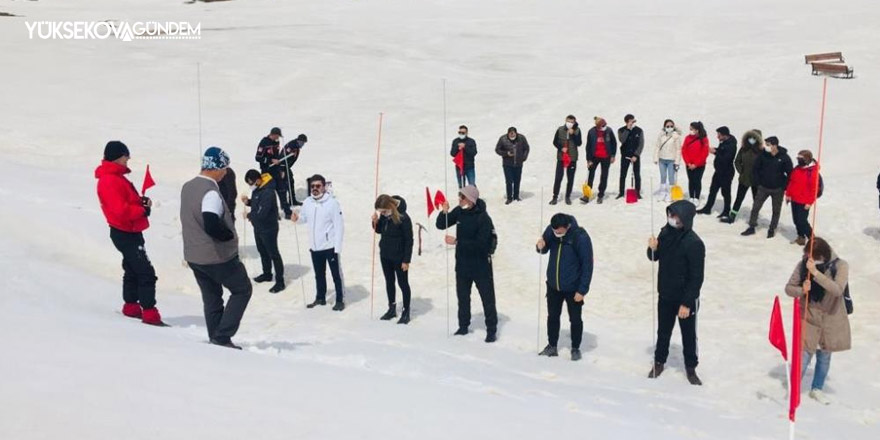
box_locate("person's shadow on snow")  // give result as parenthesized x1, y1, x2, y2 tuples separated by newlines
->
(863, 227, 880, 241)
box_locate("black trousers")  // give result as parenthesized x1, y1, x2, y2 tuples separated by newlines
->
(455, 266, 498, 331)
(791, 202, 813, 238)
(587, 158, 611, 197)
(654, 299, 698, 369)
(686, 166, 706, 199)
(618, 157, 641, 195)
(731, 183, 757, 213)
(552, 161, 576, 198)
(275, 174, 292, 216)
(310, 248, 344, 302)
(255, 228, 284, 281)
(381, 257, 411, 310)
(189, 257, 252, 344)
(703, 173, 733, 214)
(546, 286, 584, 349)
(110, 228, 157, 309)
(502, 165, 523, 201)
(749, 186, 785, 230)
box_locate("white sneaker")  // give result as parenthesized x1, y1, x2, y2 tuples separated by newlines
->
(809, 389, 831, 405)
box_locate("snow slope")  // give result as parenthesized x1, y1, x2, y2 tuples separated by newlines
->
(1, 0, 879, 439)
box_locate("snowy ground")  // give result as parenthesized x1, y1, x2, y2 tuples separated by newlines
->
(1, 0, 879, 439)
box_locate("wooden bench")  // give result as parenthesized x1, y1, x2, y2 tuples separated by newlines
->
(811, 62, 854, 78)
(805, 52, 844, 64)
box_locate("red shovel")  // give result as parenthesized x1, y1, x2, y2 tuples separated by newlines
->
(625, 173, 638, 204)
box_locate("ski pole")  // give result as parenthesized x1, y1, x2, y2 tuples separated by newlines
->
(370, 112, 384, 319)
(537, 186, 544, 353)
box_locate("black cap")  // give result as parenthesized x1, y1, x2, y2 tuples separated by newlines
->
(716, 126, 730, 136)
(270, 127, 283, 137)
(104, 141, 130, 161)
(296, 134, 308, 142)
(624, 114, 636, 123)
(765, 136, 779, 146)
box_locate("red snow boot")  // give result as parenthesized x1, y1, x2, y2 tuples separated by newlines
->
(141, 307, 165, 326)
(122, 303, 142, 319)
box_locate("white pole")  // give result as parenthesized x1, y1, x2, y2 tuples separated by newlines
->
(789, 420, 795, 440)
(293, 221, 307, 306)
(197, 62, 203, 158)
(650, 176, 657, 352)
(443, 78, 450, 337)
(537, 186, 544, 353)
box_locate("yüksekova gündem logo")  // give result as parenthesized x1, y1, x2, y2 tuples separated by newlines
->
(25, 21, 201, 41)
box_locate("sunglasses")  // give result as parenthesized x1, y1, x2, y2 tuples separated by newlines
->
(310, 183, 323, 189)
(665, 125, 674, 128)
(458, 131, 467, 135)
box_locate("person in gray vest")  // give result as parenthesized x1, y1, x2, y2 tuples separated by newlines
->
(180, 146, 252, 349)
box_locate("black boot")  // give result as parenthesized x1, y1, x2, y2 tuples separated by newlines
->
(696, 206, 712, 215)
(269, 281, 286, 293)
(332, 301, 346, 311)
(686, 368, 703, 386)
(380, 304, 397, 320)
(210, 338, 242, 350)
(397, 308, 410, 324)
(485, 329, 497, 343)
(454, 327, 469, 336)
(549, 197, 558, 205)
(307, 298, 326, 308)
(571, 348, 582, 361)
(767, 228, 776, 239)
(564, 196, 572, 205)
(741, 226, 756, 236)
(538, 344, 558, 357)
(648, 362, 664, 378)
(253, 273, 273, 283)
(721, 211, 737, 224)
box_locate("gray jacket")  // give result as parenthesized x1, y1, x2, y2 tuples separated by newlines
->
(180, 175, 239, 265)
(495, 134, 530, 167)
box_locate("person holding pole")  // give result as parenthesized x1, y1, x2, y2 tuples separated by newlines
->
(372, 194, 414, 324)
(255, 127, 292, 219)
(647, 200, 705, 385)
(241, 169, 285, 293)
(495, 127, 530, 204)
(551, 115, 581, 205)
(535, 213, 594, 361)
(292, 174, 346, 311)
(450, 125, 477, 188)
(436, 185, 498, 342)
(784, 237, 850, 405)
(282, 134, 308, 207)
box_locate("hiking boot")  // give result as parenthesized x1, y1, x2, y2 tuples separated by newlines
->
(380, 305, 397, 321)
(686, 368, 703, 386)
(571, 348, 582, 361)
(454, 327, 469, 336)
(122, 303, 142, 319)
(332, 301, 345, 311)
(648, 362, 664, 378)
(269, 281, 286, 293)
(485, 331, 497, 343)
(794, 236, 807, 246)
(767, 228, 776, 239)
(397, 309, 410, 324)
(307, 299, 327, 308)
(538, 344, 558, 357)
(741, 227, 756, 236)
(253, 273, 273, 283)
(549, 197, 558, 205)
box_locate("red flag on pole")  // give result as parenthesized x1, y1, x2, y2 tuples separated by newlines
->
(141, 165, 156, 194)
(453, 150, 465, 176)
(425, 187, 435, 217)
(562, 151, 572, 169)
(434, 190, 447, 210)
(789, 297, 803, 422)
(769, 296, 788, 361)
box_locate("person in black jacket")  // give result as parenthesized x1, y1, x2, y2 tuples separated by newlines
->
(697, 126, 737, 217)
(281, 134, 308, 207)
(647, 200, 705, 385)
(218, 167, 238, 224)
(617, 114, 644, 199)
(436, 185, 498, 342)
(372, 194, 414, 324)
(536, 214, 594, 361)
(451, 125, 477, 188)
(551, 115, 582, 205)
(876, 171, 880, 212)
(742, 136, 793, 239)
(585, 117, 618, 204)
(255, 127, 292, 219)
(241, 169, 285, 293)
(495, 127, 530, 204)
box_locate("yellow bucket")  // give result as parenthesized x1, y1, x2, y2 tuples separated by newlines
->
(670, 184, 684, 201)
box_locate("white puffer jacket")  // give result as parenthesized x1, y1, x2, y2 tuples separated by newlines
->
(653, 129, 683, 164)
(298, 192, 345, 254)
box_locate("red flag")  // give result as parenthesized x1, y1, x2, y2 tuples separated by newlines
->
(425, 187, 435, 217)
(789, 297, 803, 422)
(562, 151, 572, 169)
(453, 150, 465, 176)
(433, 190, 447, 210)
(769, 296, 788, 361)
(141, 165, 156, 194)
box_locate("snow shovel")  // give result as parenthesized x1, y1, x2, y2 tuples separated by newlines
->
(579, 181, 592, 203)
(625, 174, 638, 204)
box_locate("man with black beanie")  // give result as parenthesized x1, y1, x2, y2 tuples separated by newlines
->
(617, 114, 644, 199)
(697, 126, 737, 217)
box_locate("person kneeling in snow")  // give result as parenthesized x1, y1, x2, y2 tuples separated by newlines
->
(647, 200, 705, 385)
(241, 169, 285, 293)
(95, 141, 163, 325)
(181, 147, 252, 350)
(536, 213, 594, 361)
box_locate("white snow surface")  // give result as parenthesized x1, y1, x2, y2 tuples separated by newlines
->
(1, 0, 879, 439)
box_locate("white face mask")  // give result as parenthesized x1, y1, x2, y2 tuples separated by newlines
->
(553, 231, 566, 238)
(764, 145, 773, 152)
(458, 134, 466, 140)
(664, 127, 674, 133)
(667, 217, 680, 228)
(249, 184, 258, 191)
(748, 138, 757, 145)
(508, 135, 516, 141)
(600, 126, 607, 131)
(565, 122, 574, 129)
(690, 130, 697, 136)
(813, 260, 825, 265)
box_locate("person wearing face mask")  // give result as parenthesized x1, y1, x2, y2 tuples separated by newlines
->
(241, 169, 285, 293)
(436, 185, 499, 342)
(181, 147, 252, 349)
(697, 126, 737, 217)
(372, 194, 414, 324)
(255, 127, 293, 219)
(681, 122, 710, 204)
(551, 115, 582, 205)
(495, 127, 530, 204)
(784, 237, 850, 405)
(742, 136, 793, 238)
(450, 125, 478, 188)
(724, 129, 764, 224)
(291, 174, 347, 311)
(535, 213, 594, 361)
(617, 114, 644, 199)
(653, 119, 683, 200)
(646, 200, 705, 385)
(785, 150, 821, 245)
(585, 117, 617, 204)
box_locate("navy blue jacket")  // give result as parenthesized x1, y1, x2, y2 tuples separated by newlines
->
(245, 175, 279, 233)
(538, 216, 594, 294)
(585, 127, 618, 161)
(450, 137, 478, 169)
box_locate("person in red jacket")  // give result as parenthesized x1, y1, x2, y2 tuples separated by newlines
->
(95, 141, 163, 326)
(681, 122, 710, 203)
(786, 150, 821, 245)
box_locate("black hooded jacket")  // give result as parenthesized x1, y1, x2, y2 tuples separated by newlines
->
(245, 176, 279, 233)
(647, 201, 705, 309)
(436, 199, 494, 277)
(373, 196, 414, 264)
(713, 136, 737, 178)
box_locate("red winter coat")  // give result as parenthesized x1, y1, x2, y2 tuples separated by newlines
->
(786, 162, 820, 205)
(95, 160, 149, 233)
(681, 135, 709, 168)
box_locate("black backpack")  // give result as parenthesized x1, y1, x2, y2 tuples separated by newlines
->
(817, 174, 825, 198)
(829, 259, 852, 314)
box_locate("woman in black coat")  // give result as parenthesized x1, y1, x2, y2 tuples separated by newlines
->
(372, 194, 414, 324)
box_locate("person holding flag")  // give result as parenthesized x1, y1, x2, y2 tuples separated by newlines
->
(450, 125, 477, 188)
(785, 237, 851, 405)
(551, 115, 581, 205)
(95, 141, 163, 326)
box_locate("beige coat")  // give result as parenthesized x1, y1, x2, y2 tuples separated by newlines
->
(653, 129, 682, 164)
(784, 256, 851, 353)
